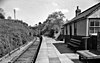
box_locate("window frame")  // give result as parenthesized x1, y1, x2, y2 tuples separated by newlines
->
(89, 18, 100, 35)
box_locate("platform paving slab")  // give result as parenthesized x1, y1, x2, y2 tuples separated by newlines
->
(35, 36, 74, 63)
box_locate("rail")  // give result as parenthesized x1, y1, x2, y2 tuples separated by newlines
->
(0, 37, 36, 62)
(0, 37, 42, 63)
(9, 37, 41, 63)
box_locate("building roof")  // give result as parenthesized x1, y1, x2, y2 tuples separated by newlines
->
(64, 2, 100, 26)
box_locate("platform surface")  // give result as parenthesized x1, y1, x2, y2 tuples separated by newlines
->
(35, 36, 79, 63)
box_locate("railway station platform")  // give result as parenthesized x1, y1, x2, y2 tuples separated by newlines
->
(35, 36, 79, 63)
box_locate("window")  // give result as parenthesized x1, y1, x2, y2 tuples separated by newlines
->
(90, 27, 94, 33)
(95, 21, 99, 26)
(89, 19, 100, 35)
(95, 27, 100, 33)
(90, 21, 94, 26)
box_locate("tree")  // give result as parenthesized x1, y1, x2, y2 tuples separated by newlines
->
(7, 16, 12, 19)
(46, 11, 65, 29)
(0, 8, 5, 19)
(48, 11, 65, 20)
(42, 11, 65, 36)
(0, 13, 5, 19)
(39, 22, 42, 25)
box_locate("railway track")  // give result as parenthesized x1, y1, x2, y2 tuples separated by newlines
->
(10, 37, 41, 63)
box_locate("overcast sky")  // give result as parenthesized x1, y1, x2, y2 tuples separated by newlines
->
(0, 0, 99, 26)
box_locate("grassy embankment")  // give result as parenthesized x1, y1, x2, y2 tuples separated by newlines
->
(0, 19, 35, 57)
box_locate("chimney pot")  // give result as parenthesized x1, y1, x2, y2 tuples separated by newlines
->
(75, 6, 81, 16)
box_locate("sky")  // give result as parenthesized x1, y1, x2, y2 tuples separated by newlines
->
(0, 0, 99, 26)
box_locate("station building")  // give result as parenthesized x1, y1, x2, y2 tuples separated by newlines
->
(63, 2, 100, 50)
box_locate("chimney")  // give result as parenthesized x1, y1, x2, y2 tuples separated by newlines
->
(75, 6, 81, 16)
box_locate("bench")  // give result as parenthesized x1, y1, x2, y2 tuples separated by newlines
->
(77, 50, 100, 63)
(68, 39, 81, 52)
